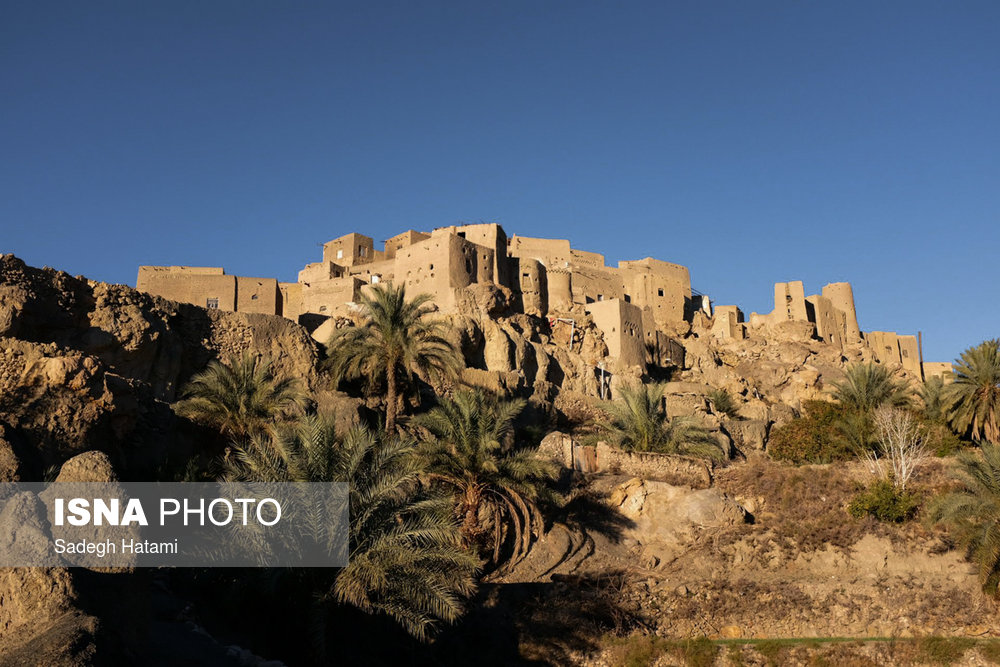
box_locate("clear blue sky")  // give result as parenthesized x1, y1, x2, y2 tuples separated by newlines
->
(2, 1, 997, 362)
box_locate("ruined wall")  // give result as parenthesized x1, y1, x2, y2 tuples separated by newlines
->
(865, 330, 920, 375)
(569, 248, 606, 268)
(571, 266, 627, 305)
(586, 298, 645, 367)
(805, 294, 843, 349)
(298, 261, 345, 284)
(822, 282, 861, 344)
(773, 281, 808, 322)
(897, 334, 922, 376)
(546, 268, 572, 311)
(711, 305, 745, 340)
(511, 256, 548, 316)
(923, 362, 953, 383)
(136, 266, 236, 311)
(595, 442, 712, 488)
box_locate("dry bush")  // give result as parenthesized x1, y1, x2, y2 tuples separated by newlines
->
(717, 459, 872, 552)
(863, 407, 929, 490)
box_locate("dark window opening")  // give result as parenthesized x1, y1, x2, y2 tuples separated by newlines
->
(658, 288, 664, 297)
(457, 232, 466, 238)
(624, 294, 631, 303)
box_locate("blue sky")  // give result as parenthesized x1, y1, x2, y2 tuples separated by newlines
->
(2, 1, 997, 362)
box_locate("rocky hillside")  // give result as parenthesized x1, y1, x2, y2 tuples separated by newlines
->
(0, 255, 976, 666)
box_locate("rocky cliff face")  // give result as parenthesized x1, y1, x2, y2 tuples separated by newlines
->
(0, 254, 321, 478)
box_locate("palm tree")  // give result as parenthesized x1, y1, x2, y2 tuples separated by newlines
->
(830, 363, 913, 413)
(928, 444, 1000, 596)
(920, 375, 948, 423)
(325, 282, 460, 434)
(944, 340, 1000, 445)
(221, 415, 478, 641)
(597, 383, 727, 462)
(414, 389, 557, 568)
(175, 352, 308, 439)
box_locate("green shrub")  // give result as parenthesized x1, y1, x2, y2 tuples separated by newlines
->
(918, 636, 975, 665)
(674, 637, 718, 667)
(848, 480, 919, 522)
(923, 419, 963, 457)
(767, 401, 855, 464)
(708, 388, 740, 418)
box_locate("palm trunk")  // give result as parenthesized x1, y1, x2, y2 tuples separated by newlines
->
(461, 485, 481, 548)
(386, 362, 398, 434)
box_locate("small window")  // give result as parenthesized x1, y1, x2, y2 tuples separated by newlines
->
(337, 250, 343, 259)
(457, 232, 466, 238)
(624, 294, 631, 303)
(206, 298, 219, 309)
(251, 294, 258, 301)
(522, 273, 530, 279)
(429, 263, 434, 270)
(371, 275, 380, 284)
(658, 288, 664, 297)
(597, 294, 604, 301)
(902, 349, 908, 357)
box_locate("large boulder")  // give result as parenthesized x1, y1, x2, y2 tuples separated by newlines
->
(723, 418, 771, 452)
(609, 478, 748, 564)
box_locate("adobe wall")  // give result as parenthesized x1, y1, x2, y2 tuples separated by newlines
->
(136, 266, 236, 311)
(897, 334, 922, 376)
(805, 294, 843, 349)
(586, 298, 645, 367)
(773, 281, 808, 322)
(619, 258, 690, 325)
(393, 234, 494, 311)
(711, 305, 745, 340)
(300, 277, 363, 317)
(594, 442, 713, 488)
(570, 266, 627, 305)
(546, 268, 572, 311)
(235, 277, 281, 315)
(443, 223, 511, 288)
(511, 256, 548, 316)
(822, 282, 861, 343)
(643, 323, 685, 367)
(569, 248, 606, 268)
(923, 362, 953, 383)
(323, 233, 376, 266)
(383, 230, 430, 260)
(278, 282, 301, 321)
(508, 235, 573, 268)
(866, 331, 903, 367)
(298, 261, 345, 284)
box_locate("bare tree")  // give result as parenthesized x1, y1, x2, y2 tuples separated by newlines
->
(862, 407, 928, 490)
